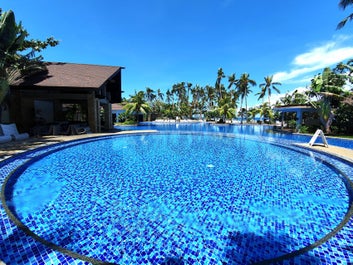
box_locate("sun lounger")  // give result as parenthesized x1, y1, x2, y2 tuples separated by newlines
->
(0, 123, 29, 141)
(0, 135, 12, 143)
(0, 124, 14, 143)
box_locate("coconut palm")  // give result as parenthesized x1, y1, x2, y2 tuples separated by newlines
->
(256, 86, 266, 103)
(337, 0, 353, 29)
(215, 68, 225, 100)
(308, 68, 346, 133)
(258, 75, 281, 106)
(191, 85, 206, 119)
(217, 93, 236, 123)
(247, 107, 260, 122)
(205, 85, 216, 110)
(123, 91, 151, 122)
(334, 59, 353, 86)
(227, 73, 237, 90)
(145, 87, 156, 102)
(155, 88, 164, 102)
(0, 10, 28, 103)
(0, 9, 58, 105)
(166, 89, 172, 105)
(236, 73, 257, 123)
(171, 82, 188, 115)
(258, 102, 273, 123)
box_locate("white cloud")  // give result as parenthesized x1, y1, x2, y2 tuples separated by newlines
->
(273, 35, 353, 84)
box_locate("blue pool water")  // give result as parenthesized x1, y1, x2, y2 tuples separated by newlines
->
(4, 132, 353, 264)
(116, 122, 353, 149)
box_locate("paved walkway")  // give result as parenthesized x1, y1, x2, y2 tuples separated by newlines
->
(294, 143, 353, 163)
(0, 134, 108, 161)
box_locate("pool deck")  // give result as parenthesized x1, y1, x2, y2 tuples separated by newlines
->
(294, 142, 353, 163)
(0, 130, 158, 161)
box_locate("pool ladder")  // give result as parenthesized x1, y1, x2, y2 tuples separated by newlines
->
(308, 129, 329, 147)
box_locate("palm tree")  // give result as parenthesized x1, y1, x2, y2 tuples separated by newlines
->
(171, 82, 187, 115)
(0, 9, 58, 105)
(227, 73, 237, 90)
(255, 86, 266, 103)
(157, 88, 164, 101)
(258, 75, 281, 106)
(236, 73, 257, 123)
(258, 102, 273, 123)
(215, 68, 225, 99)
(308, 67, 346, 133)
(145, 87, 156, 103)
(217, 93, 236, 123)
(229, 88, 239, 110)
(191, 85, 205, 119)
(205, 85, 215, 110)
(277, 89, 308, 106)
(166, 89, 172, 105)
(337, 0, 353, 29)
(334, 59, 353, 85)
(123, 91, 151, 122)
(247, 107, 260, 122)
(0, 10, 29, 103)
(145, 87, 156, 121)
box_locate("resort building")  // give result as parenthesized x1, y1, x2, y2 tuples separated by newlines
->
(2, 62, 124, 134)
(274, 105, 318, 131)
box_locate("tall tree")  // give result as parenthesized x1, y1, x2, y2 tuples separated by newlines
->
(191, 85, 205, 119)
(205, 85, 215, 111)
(236, 73, 257, 123)
(0, 9, 58, 104)
(227, 73, 237, 90)
(145, 87, 156, 103)
(156, 88, 164, 101)
(171, 82, 187, 114)
(123, 91, 151, 122)
(257, 102, 273, 123)
(217, 92, 236, 123)
(258, 75, 281, 106)
(334, 59, 353, 87)
(337, 0, 353, 29)
(215, 68, 225, 100)
(308, 67, 346, 133)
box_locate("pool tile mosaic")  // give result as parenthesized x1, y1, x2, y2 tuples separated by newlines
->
(1, 131, 353, 264)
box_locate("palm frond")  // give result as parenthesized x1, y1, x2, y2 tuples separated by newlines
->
(339, 0, 353, 10)
(337, 13, 353, 29)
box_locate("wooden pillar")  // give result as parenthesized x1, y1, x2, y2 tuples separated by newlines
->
(96, 99, 101, 132)
(87, 93, 98, 133)
(104, 103, 113, 130)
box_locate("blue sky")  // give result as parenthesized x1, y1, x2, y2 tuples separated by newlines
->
(3, 1, 353, 107)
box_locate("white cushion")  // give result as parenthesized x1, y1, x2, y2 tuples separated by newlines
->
(1, 123, 19, 136)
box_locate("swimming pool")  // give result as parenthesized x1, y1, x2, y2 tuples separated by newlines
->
(1, 131, 353, 264)
(117, 122, 353, 150)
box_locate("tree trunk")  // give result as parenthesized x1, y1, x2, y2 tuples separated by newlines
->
(324, 112, 334, 134)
